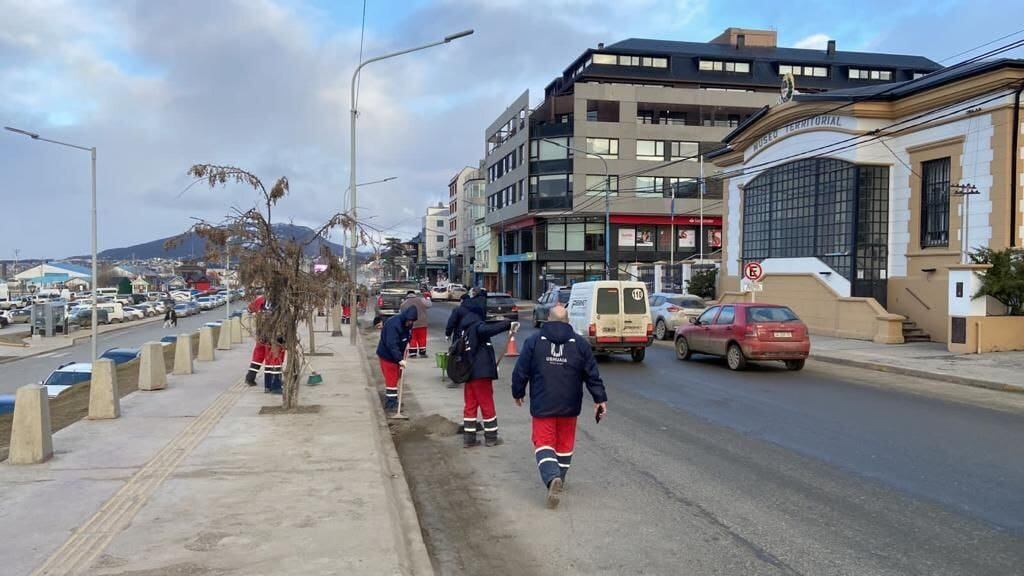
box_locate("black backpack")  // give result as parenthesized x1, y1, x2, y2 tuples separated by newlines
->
(446, 323, 478, 384)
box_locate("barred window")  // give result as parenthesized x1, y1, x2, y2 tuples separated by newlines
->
(920, 157, 950, 248)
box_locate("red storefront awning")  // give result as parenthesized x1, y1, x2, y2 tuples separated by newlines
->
(609, 214, 722, 226)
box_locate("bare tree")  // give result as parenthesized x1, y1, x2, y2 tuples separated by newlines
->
(169, 164, 351, 410)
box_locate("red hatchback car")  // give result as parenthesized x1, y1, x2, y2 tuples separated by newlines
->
(674, 303, 810, 371)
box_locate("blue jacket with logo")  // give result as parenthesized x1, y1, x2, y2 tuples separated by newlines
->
(511, 321, 607, 417)
(376, 306, 418, 363)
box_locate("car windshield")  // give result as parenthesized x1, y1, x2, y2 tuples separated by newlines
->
(746, 306, 800, 323)
(44, 370, 91, 387)
(488, 296, 514, 307)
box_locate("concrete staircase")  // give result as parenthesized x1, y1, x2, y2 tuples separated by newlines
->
(902, 320, 932, 343)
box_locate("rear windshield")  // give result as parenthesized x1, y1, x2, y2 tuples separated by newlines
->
(44, 370, 91, 387)
(488, 297, 515, 307)
(746, 306, 799, 323)
(383, 282, 419, 291)
(557, 292, 570, 304)
(670, 296, 705, 309)
(623, 287, 648, 315)
(596, 288, 620, 314)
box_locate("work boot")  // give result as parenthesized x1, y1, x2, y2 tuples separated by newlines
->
(546, 477, 563, 509)
(384, 398, 398, 412)
(484, 435, 504, 447)
(245, 372, 257, 386)
(463, 430, 480, 448)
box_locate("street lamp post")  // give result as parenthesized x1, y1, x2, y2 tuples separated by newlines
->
(6, 126, 99, 363)
(348, 29, 473, 344)
(541, 138, 611, 279)
(342, 176, 397, 264)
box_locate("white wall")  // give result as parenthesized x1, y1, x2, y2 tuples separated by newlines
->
(759, 257, 850, 296)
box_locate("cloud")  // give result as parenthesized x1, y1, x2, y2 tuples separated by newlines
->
(793, 33, 832, 50)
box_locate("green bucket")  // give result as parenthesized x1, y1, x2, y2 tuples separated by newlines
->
(435, 352, 448, 381)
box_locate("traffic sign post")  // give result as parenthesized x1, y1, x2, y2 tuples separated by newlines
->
(743, 263, 764, 303)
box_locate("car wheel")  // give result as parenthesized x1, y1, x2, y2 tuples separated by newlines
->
(655, 319, 668, 340)
(726, 343, 747, 371)
(630, 347, 646, 363)
(785, 359, 805, 371)
(675, 336, 691, 360)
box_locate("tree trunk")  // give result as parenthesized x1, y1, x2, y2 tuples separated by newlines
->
(282, 321, 301, 410)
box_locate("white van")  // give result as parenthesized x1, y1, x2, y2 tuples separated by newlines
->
(96, 301, 126, 323)
(96, 287, 119, 298)
(567, 280, 653, 362)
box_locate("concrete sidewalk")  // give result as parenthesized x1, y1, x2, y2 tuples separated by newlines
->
(810, 336, 1024, 392)
(0, 331, 431, 575)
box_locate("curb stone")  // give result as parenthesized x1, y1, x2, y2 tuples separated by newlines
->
(810, 353, 1024, 394)
(353, 324, 436, 576)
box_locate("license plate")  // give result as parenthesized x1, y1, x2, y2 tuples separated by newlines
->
(773, 332, 792, 338)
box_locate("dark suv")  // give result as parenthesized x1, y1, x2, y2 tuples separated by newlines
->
(532, 287, 570, 328)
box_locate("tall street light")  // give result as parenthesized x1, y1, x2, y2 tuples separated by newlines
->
(541, 138, 612, 279)
(348, 29, 474, 344)
(343, 176, 397, 265)
(5, 126, 99, 363)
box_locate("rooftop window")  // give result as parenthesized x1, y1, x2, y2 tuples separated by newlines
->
(698, 59, 750, 74)
(590, 53, 668, 68)
(849, 68, 892, 81)
(779, 64, 828, 78)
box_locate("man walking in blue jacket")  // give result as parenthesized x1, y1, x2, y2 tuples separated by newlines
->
(376, 306, 417, 412)
(511, 304, 607, 509)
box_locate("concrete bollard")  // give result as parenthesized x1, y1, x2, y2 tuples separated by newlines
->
(173, 333, 194, 375)
(230, 317, 243, 344)
(217, 321, 232, 351)
(331, 304, 343, 337)
(88, 358, 120, 420)
(9, 384, 53, 464)
(138, 341, 168, 391)
(198, 326, 216, 361)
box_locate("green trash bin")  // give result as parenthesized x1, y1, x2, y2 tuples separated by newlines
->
(435, 352, 448, 382)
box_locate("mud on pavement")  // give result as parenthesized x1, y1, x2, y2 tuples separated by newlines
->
(363, 333, 543, 576)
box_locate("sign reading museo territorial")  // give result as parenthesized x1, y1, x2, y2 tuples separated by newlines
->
(743, 262, 764, 282)
(749, 114, 852, 156)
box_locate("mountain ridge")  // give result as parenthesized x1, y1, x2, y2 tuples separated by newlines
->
(96, 224, 346, 260)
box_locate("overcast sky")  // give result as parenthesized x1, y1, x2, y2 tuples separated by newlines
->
(3, 0, 1023, 259)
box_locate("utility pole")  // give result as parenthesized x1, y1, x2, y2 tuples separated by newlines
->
(699, 154, 705, 264)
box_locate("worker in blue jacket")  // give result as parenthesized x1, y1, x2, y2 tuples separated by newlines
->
(511, 304, 607, 509)
(375, 306, 417, 411)
(444, 293, 472, 340)
(454, 290, 515, 447)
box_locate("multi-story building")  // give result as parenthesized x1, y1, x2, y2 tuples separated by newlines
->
(462, 166, 487, 288)
(484, 27, 941, 299)
(421, 202, 449, 284)
(448, 166, 482, 286)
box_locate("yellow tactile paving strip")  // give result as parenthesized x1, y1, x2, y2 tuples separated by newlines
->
(31, 377, 248, 576)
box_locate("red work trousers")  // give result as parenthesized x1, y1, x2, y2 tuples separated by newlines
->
(463, 378, 497, 435)
(379, 359, 401, 401)
(532, 416, 578, 486)
(409, 326, 427, 355)
(248, 340, 269, 379)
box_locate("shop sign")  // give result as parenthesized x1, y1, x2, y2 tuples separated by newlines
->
(618, 228, 636, 247)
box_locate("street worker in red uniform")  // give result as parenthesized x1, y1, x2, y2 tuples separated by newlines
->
(375, 306, 417, 411)
(454, 290, 515, 447)
(511, 304, 606, 509)
(244, 293, 271, 386)
(263, 338, 286, 394)
(400, 290, 432, 358)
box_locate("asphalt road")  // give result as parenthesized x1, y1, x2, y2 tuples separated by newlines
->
(0, 309, 230, 394)
(392, 303, 1024, 576)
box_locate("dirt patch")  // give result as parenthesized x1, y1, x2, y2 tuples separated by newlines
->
(258, 404, 321, 415)
(0, 332, 28, 347)
(94, 562, 224, 576)
(389, 413, 461, 446)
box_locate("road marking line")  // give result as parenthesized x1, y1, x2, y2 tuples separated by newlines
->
(30, 377, 247, 576)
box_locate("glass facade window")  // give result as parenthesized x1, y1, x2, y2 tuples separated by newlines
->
(779, 64, 829, 77)
(670, 141, 698, 161)
(566, 223, 585, 251)
(920, 157, 951, 248)
(636, 140, 664, 161)
(586, 137, 619, 159)
(585, 223, 605, 251)
(849, 68, 893, 81)
(741, 158, 890, 305)
(585, 174, 618, 196)
(592, 53, 617, 65)
(533, 137, 572, 161)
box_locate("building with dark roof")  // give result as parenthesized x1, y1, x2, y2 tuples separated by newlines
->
(483, 27, 941, 299)
(710, 58, 1024, 348)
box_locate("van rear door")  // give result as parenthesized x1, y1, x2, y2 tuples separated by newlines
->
(621, 284, 650, 343)
(594, 286, 621, 344)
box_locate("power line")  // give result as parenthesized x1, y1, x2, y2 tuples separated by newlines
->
(940, 26, 1024, 63)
